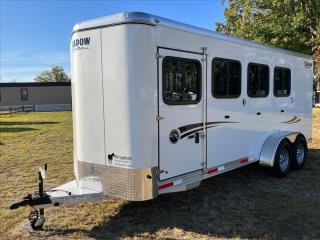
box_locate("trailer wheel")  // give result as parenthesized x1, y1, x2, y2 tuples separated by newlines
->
(292, 135, 308, 169)
(273, 140, 292, 178)
(29, 209, 45, 231)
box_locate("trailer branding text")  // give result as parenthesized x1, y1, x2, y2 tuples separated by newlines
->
(108, 152, 132, 161)
(72, 37, 91, 51)
(304, 61, 312, 68)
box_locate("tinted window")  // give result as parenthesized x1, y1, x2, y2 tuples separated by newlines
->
(21, 88, 28, 101)
(274, 67, 291, 97)
(212, 58, 241, 98)
(163, 57, 201, 105)
(247, 63, 269, 98)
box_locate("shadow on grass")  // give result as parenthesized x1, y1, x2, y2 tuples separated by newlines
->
(0, 127, 37, 133)
(0, 121, 59, 126)
(24, 226, 91, 238)
(46, 149, 320, 240)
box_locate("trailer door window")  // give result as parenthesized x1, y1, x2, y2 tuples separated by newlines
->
(212, 58, 241, 98)
(274, 67, 291, 97)
(163, 56, 201, 105)
(247, 63, 269, 98)
(20, 88, 28, 101)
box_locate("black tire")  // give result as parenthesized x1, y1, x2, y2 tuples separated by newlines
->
(272, 140, 292, 178)
(291, 135, 308, 169)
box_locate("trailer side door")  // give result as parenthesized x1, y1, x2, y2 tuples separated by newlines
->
(158, 48, 205, 180)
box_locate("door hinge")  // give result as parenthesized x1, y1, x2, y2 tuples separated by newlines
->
(156, 53, 163, 59)
(156, 115, 164, 121)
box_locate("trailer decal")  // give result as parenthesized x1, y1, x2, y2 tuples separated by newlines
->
(180, 128, 206, 139)
(282, 116, 301, 124)
(287, 118, 301, 124)
(178, 121, 239, 139)
(72, 37, 91, 51)
(178, 123, 203, 134)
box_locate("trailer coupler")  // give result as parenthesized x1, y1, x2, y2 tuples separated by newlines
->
(9, 164, 105, 230)
(10, 192, 52, 210)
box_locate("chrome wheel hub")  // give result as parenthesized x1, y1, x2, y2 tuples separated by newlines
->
(279, 148, 289, 172)
(296, 143, 305, 164)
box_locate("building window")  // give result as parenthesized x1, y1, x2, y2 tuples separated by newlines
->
(247, 63, 269, 98)
(274, 67, 291, 97)
(212, 58, 241, 98)
(163, 56, 201, 105)
(20, 88, 28, 101)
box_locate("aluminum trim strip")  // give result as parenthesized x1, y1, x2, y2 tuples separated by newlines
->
(159, 156, 255, 194)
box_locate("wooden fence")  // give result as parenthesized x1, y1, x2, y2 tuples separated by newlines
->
(0, 105, 36, 115)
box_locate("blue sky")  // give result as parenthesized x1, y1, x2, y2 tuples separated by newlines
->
(0, 0, 227, 82)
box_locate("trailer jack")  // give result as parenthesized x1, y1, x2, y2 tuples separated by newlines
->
(10, 164, 105, 231)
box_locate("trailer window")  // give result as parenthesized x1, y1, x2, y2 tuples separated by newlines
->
(247, 63, 269, 98)
(163, 56, 201, 105)
(212, 58, 241, 98)
(274, 67, 291, 97)
(20, 88, 28, 101)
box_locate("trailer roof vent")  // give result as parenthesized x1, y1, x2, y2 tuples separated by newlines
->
(121, 12, 151, 23)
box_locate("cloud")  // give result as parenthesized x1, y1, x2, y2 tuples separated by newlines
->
(0, 50, 70, 82)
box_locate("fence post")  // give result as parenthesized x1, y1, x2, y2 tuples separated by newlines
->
(33, 105, 35, 112)
(22, 106, 25, 112)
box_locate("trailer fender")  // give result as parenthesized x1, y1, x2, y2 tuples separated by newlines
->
(259, 131, 301, 167)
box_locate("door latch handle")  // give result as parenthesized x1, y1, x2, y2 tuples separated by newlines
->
(188, 134, 195, 139)
(195, 132, 200, 144)
(188, 132, 200, 143)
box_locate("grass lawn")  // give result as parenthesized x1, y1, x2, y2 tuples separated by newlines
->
(0, 110, 319, 239)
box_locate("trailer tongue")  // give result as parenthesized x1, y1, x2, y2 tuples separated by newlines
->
(10, 164, 104, 230)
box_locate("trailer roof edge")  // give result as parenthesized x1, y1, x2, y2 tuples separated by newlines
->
(72, 11, 313, 60)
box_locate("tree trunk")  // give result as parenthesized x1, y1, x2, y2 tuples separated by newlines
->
(312, 44, 320, 91)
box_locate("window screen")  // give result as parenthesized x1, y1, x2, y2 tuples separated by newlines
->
(163, 56, 201, 105)
(274, 67, 291, 97)
(212, 58, 241, 98)
(20, 88, 28, 101)
(247, 63, 269, 98)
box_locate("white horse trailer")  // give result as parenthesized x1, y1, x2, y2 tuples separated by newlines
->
(11, 12, 313, 230)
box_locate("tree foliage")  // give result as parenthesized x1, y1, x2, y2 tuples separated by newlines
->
(216, 0, 320, 89)
(34, 66, 70, 82)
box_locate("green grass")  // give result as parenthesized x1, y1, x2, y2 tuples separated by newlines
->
(0, 110, 320, 239)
